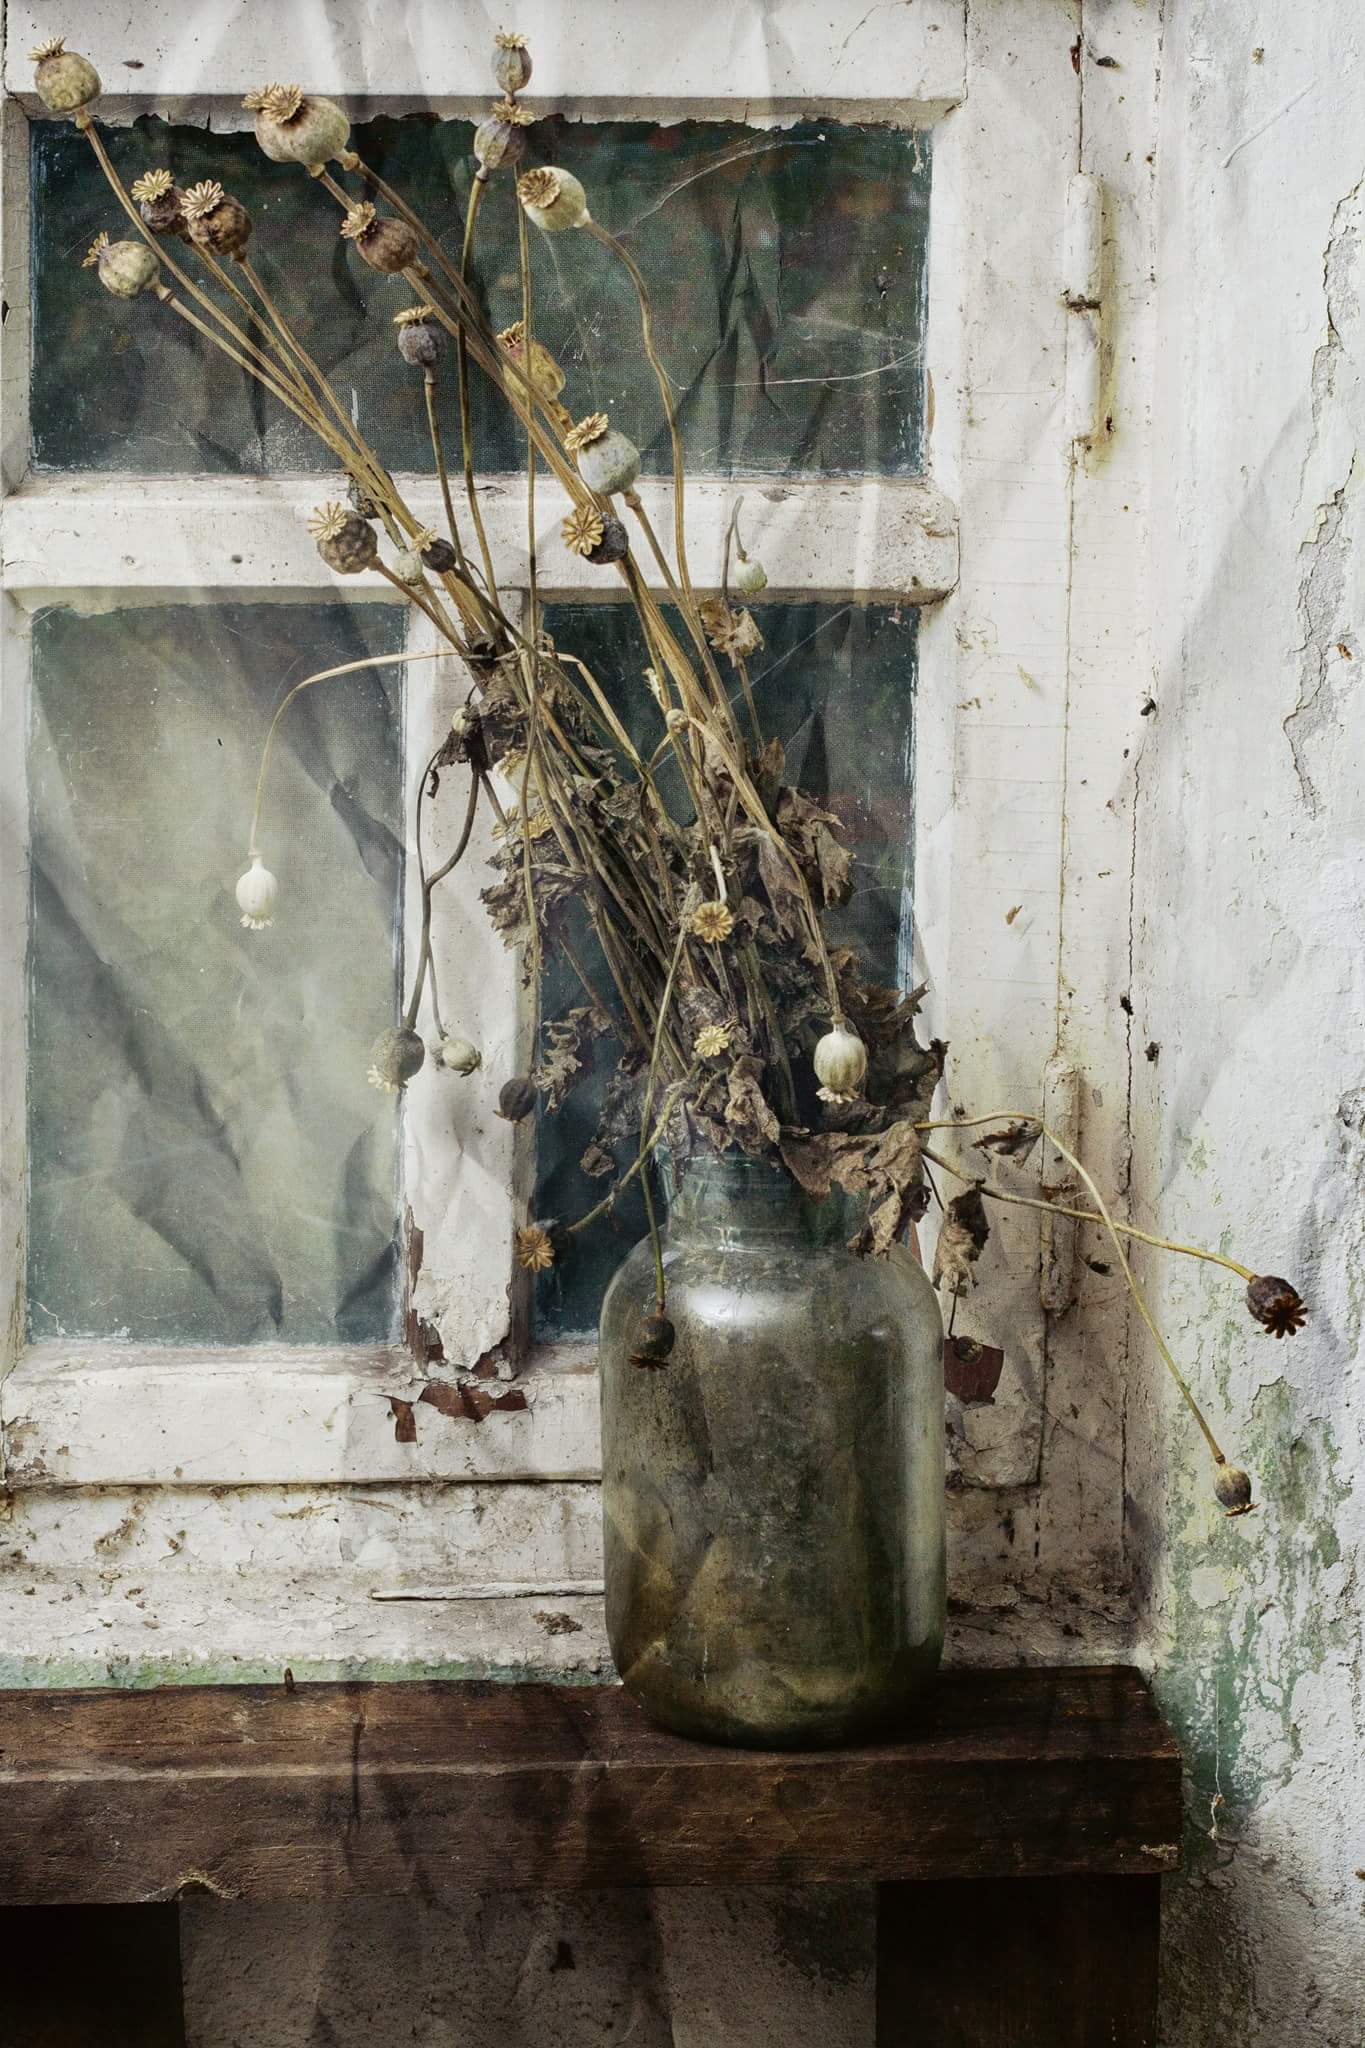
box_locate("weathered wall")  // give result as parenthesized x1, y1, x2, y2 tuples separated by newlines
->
(1131, 4, 1365, 2041)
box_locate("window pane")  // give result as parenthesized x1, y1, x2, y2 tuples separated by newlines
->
(532, 600, 917, 1340)
(27, 601, 407, 1346)
(32, 115, 928, 478)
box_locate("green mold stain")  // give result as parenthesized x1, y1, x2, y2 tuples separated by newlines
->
(1154, 1378, 1353, 1859)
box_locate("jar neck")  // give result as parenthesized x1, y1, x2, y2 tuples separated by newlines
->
(663, 1154, 848, 1249)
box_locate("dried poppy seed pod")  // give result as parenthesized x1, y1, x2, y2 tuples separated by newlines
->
(586, 516, 630, 565)
(235, 856, 278, 930)
(394, 304, 441, 368)
(392, 547, 426, 585)
(340, 202, 419, 275)
(516, 1221, 567, 1272)
(130, 169, 188, 240)
(498, 1075, 538, 1122)
(243, 84, 352, 171)
(494, 30, 532, 95)
(307, 501, 380, 575)
(367, 1027, 426, 1094)
(474, 99, 534, 172)
(735, 553, 768, 596)
(432, 1035, 482, 1076)
(517, 166, 590, 233)
(813, 1026, 868, 1099)
(421, 535, 458, 575)
(1213, 1461, 1255, 1516)
(566, 413, 640, 495)
(1246, 1274, 1307, 1338)
(82, 232, 159, 300)
(183, 180, 253, 259)
(31, 36, 100, 115)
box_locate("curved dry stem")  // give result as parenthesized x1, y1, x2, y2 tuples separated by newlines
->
(921, 1114, 1229, 1466)
(247, 647, 451, 859)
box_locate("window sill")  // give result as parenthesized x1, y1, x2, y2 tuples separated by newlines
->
(1, 1340, 601, 1489)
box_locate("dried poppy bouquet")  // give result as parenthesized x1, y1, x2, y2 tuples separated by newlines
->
(43, 29, 1306, 1513)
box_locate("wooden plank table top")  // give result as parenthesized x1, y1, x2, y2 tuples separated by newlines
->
(0, 1664, 1181, 1906)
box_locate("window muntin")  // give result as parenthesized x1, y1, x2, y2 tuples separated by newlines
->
(26, 599, 407, 1345)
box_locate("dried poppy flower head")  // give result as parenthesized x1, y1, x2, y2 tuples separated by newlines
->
(131, 169, 174, 204)
(495, 30, 530, 48)
(30, 36, 69, 59)
(245, 82, 305, 121)
(518, 166, 562, 211)
(306, 502, 350, 542)
(515, 1223, 557, 1272)
(490, 97, 535, 123)
(1246, 1275, 1307, 1338)
(81, 231, 110, 269)
(409, 525, 437, 553)
(182, 179, 227, 221)
(394, 303, 436, 326)
(565, 411, 610, 454)
(562, 507, 605, 558)
(695, 1024, 733, 1059)
(340, 201, 378, 241)
(689, 902, 735, 945)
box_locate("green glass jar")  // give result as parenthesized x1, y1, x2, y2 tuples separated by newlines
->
(599, 1154, 945, 1747)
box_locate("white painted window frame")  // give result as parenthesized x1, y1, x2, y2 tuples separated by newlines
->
(0, 1, 1149, 1609)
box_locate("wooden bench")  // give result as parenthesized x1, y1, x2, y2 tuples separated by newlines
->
(0, 1664, 1180, 2045)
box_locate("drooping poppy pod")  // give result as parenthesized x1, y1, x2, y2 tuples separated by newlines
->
(474, 98, 535, 173)
(82, 232, 160, 301)
(306, 502, 380, 575)
(432, 1035, 483, 1076)
(735, 552, 768, 595)
(813, 1026, 869, 1101)
(340, 201, 420, 275)
(493, 30, 533, 96)
(242, 83, 353, 171)
(516, 165, 590, 233)
(565, 413, 641, 496)
(1213, 1461, 1255, 1516)
(235, 856, 279, 931)
(182, 180, 253, 259)
(367, 1027, 426, 1093)
(30, 36, 100, 115)
(130, 169, 189, 240)
(498, 1075, 538, 1122)
(394, 304, 441, 369)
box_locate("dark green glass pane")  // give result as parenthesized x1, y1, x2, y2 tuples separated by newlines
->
(28, 601, 407, 1345)
(532, 600, 916, 1339)
(31, 115, 928, 478)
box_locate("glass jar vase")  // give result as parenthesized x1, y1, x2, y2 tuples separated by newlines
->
(599, 1154, 945, 1747)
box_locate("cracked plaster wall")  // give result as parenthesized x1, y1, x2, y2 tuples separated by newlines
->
(1133, 5, 1365, 2042)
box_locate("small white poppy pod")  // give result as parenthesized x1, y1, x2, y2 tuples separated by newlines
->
(236, 856, 278, 930)
(566, 412, 640, 495)
(813, 1026, 867, 1099)
(432, 1035, 482, 1075)
(735, 554, 768, 595)
(516, 166, 590, 233)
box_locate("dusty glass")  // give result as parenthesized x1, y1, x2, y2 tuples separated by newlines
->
(26, 601, 406, 1346)
(599, 1155, 945, 1747)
